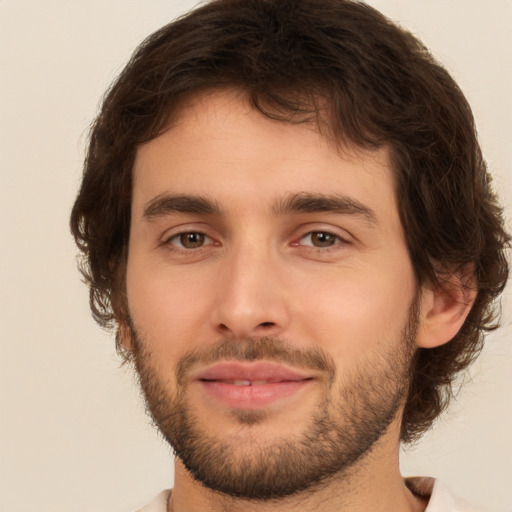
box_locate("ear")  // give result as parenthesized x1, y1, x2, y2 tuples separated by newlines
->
(416, 267, 477, 349)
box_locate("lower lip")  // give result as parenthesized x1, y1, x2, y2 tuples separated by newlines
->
(197, 380, 312, 408)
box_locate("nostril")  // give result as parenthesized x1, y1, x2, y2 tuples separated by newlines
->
(258, 322, 275, 328)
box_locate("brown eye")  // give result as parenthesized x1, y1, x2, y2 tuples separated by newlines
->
(177, 232, 206, 249)
(304, 232, 339, 247)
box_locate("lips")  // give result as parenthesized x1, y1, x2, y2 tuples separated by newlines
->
(214, 379, 270, 386)
(191, 361, 314, 408)
(194, 361, 311, 382)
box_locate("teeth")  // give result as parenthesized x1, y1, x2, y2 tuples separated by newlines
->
(230, 380, 268, 386)
(233, 380, 251, 386)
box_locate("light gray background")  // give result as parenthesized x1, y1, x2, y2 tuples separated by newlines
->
(1, 1, 511, 511)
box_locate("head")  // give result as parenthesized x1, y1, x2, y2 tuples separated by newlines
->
(71, 0, 508, 463)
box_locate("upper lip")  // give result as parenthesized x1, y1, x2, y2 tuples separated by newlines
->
(191, 361, 314, 383)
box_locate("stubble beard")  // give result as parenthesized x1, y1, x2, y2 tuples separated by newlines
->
(130, 302, 418, 501)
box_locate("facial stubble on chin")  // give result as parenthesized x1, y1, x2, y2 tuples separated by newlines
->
(129, 304, 419, 501)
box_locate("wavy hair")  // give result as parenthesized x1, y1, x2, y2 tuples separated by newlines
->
(70, 0, 509, 442)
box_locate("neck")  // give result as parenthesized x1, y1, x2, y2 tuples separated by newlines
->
(168, 436, 428, 512)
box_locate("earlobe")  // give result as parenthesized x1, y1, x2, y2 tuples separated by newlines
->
(416, 269, 477, 349)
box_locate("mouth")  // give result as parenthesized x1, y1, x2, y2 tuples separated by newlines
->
(209, 379, 284, 386)
(191, 361, 315, 408)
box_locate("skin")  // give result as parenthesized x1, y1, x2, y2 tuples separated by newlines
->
(123, 89, 474, 512)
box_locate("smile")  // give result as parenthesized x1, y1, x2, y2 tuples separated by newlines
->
(215, 379, 273, 386)
(191, 361, 315, 408)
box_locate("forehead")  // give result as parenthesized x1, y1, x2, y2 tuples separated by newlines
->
(132, 90, 399, 224)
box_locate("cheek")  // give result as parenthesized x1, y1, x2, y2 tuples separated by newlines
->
(126, 256, 217, 354)
(291, 261, 416, 360)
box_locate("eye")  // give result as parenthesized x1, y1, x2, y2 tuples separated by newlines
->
(166, 231, 212, 249)
(299, 231, 343, 248)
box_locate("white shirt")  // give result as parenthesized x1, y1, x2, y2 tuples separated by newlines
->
(135, 478, 480, 512)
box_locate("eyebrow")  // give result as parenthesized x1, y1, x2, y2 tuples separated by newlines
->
(272, 192, 377, 223)
(142, 191, 377, 224)
(143, 194, 222, 219)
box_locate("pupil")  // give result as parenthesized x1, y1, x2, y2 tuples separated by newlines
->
(181, 232, 204, 248)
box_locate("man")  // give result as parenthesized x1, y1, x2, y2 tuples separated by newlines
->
(70, 0, 509, 510)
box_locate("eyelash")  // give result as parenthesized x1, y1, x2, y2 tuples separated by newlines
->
(163, 231, 215, 251)
(163, 229, 348, 254)
(296, 230, 347, 249)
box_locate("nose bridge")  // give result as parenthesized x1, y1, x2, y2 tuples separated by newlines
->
(211, 237, 288, 338)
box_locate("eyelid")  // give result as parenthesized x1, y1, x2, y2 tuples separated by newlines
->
(299, 231, 344, 246)
(160, 223, 219, 250)
(161, 221, 211, 239)
(165, 231, 213, 247)
(292, 224, 354, 246)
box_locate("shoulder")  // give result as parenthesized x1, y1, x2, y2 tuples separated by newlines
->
(134, 490, 171, 512)
(406, 477, 483, 512)
(427, 480, 482, 512)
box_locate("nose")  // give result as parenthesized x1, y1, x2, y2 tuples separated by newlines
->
(210, 243, 290, 339)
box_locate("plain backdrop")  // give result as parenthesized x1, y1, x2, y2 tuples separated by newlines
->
(0, 1, 511, 511)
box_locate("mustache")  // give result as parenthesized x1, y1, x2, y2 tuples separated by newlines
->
(175, 337, 337, 386)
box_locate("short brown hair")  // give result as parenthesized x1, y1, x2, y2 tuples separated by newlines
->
(70, 0, 509, 442)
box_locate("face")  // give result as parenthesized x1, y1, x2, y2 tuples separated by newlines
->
(125, 90, 420, 499)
